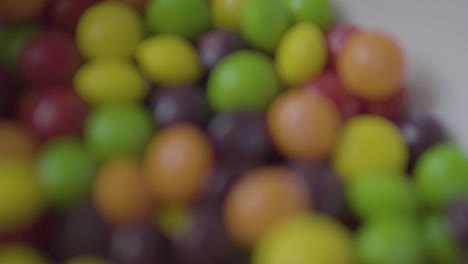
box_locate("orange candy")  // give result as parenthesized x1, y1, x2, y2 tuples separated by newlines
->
(93, 157, 153, 226)
(143, 124, 214, 206)
(0, 0, 49, 23)
(267, 89, 342, 161)
(223, 166, 310, 247)
(338, 31, 404, 101)
(0, 121, 37, 162)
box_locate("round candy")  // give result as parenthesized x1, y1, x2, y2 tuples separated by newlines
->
(282, 0, 333, 30)
(93, 158, 153, 226)
(0, 160, 45, 234)
(38, 138, 96, 208)
(74, 58, 148, 105)
(0, 0, 48, 23)
(207, 51, 281, 112)
(276, 22, 327, 87)
(76, 1, 143, 59)
(0, 24, 40, 72)
(145, 0, 210, 39)
(85, 104, 154, 161)
(143, 124, 214, 205)
(0, 244, 49, 264)
(347, 171, 417, 220)
(0, 121, 36, 162)
(253, 214, 354, 264)
(223, 166, 310, 247)
(241, 0, 291, 53)
(424, 214, 464, 264)
(197, 30, 247, 72)
(21, 87, 89, 142)
(338, 31, 404, 101)
(333, 115, 409, 182)
(356, 217, 425, 264)
(414, 144, 468, 208)
(136, 35, 203, 86)
(65, 256, 111, 264)
(267, 89, 342, 161)
(212, 0, 247, 32)
(46, 0, 99, 34)
(151, 87, 210, 128)
(20, 31, 81, 87)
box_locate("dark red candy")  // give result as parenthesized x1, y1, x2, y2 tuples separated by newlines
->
(303, 71, 363, 119)
(207, 111, 273, 161)
(21, 86, 89, 142)
(447, 198, 468, 248)
(20, 31, 81, 87)
(197, 30, 247, 72)
(325, 24, 359, 69)
(111, 224, 174, 264)
(50, 206, 112, 262)
(151, 87, 210, 128)
(0, 67, 18, 117)
(46, 0, 100, 34)
(364, 87, 407, 120)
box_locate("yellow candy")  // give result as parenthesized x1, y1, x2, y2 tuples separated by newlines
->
(65, 256, 111, 264)
(135, 35, 203, 86)
(333, 115, 409, 183)
(76, 2, 143, 59)
(0, 160, 45, 234)
(0, 244, 50, 264)
(212, 0, 247, 32)
(276, 22, 327, 87)
(74, 58, 148, 105)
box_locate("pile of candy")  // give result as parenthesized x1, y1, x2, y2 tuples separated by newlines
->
(1, 0, 468, 263)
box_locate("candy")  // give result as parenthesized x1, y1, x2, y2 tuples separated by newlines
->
(212, 0, 247, 32)
(46, 0, 99, 34)
(93, 158, 153, 226)
(282, 0, 333, 30)
(347, 171, 417, 219)
(447, 198, 468, 248)
(143, 124, 214, 205)
(223, 166, 310, 247)
(207, 111, 272, 162)
(84, 104, 154, 161)
(38, 137, 96, 208)
(424, 214, 464, 263)
(363, 86, 407, 120)
(333, 115, 409, 182)
(136, 35, 203, 86)
(0, 121, 37, 161)
(0, 0, 48, 23)
(65, 256, 111, 264)
(150, 87, 210, 128)
(0, 24, 40, 72)
(0, 160, 45, 234)
(197, 30, 247, 72)
(21, 87, 89, 142)
(74, 58, 148, 105)
(241, 0, 291, 53)
(356, 217, 425, 264)
(114, 0, 148, 11)
(325, 24, 359, 68)
(20, 31, 81, 87)
(0, 244, 49, 264)
(76, 1, 143, 59)
(207, 51, 281, 112)
(338, 31, 404, 101)
(414, 144, 468, 208)
(253, 214, 354, 264)
(145, 0, 211, 40)
(276, 22, 327, 87)
(267, 89, 342, 161)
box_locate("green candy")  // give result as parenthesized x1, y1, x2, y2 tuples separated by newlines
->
(0, 24, 40, 72)
(423, 214, 463, 263)
(414, 143, 468, 208)
(347, 171, 418, 220)
(241, 0, 291, 53)
(357, 217, 426, 264)
(145, 0, 211, 39)
(85, 104, 155, 161)
(207, 51, 281, 112)
(282, 0, 333, 30)
(38, 138, 96, 209)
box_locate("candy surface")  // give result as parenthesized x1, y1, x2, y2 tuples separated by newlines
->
(0, 244, 49, 264)
(0, 0, 48, 23)
(212, 0, 247, 32)
(282, 0, 333, 30)
(424, 214, 464, 263)
(0, 24, 40, 72)
(0, 121, 37, 161)
(46, 0, 99, 34)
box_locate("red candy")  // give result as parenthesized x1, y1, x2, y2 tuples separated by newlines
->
(46, 0, 100, 33)
(363, 87, 407, 120)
